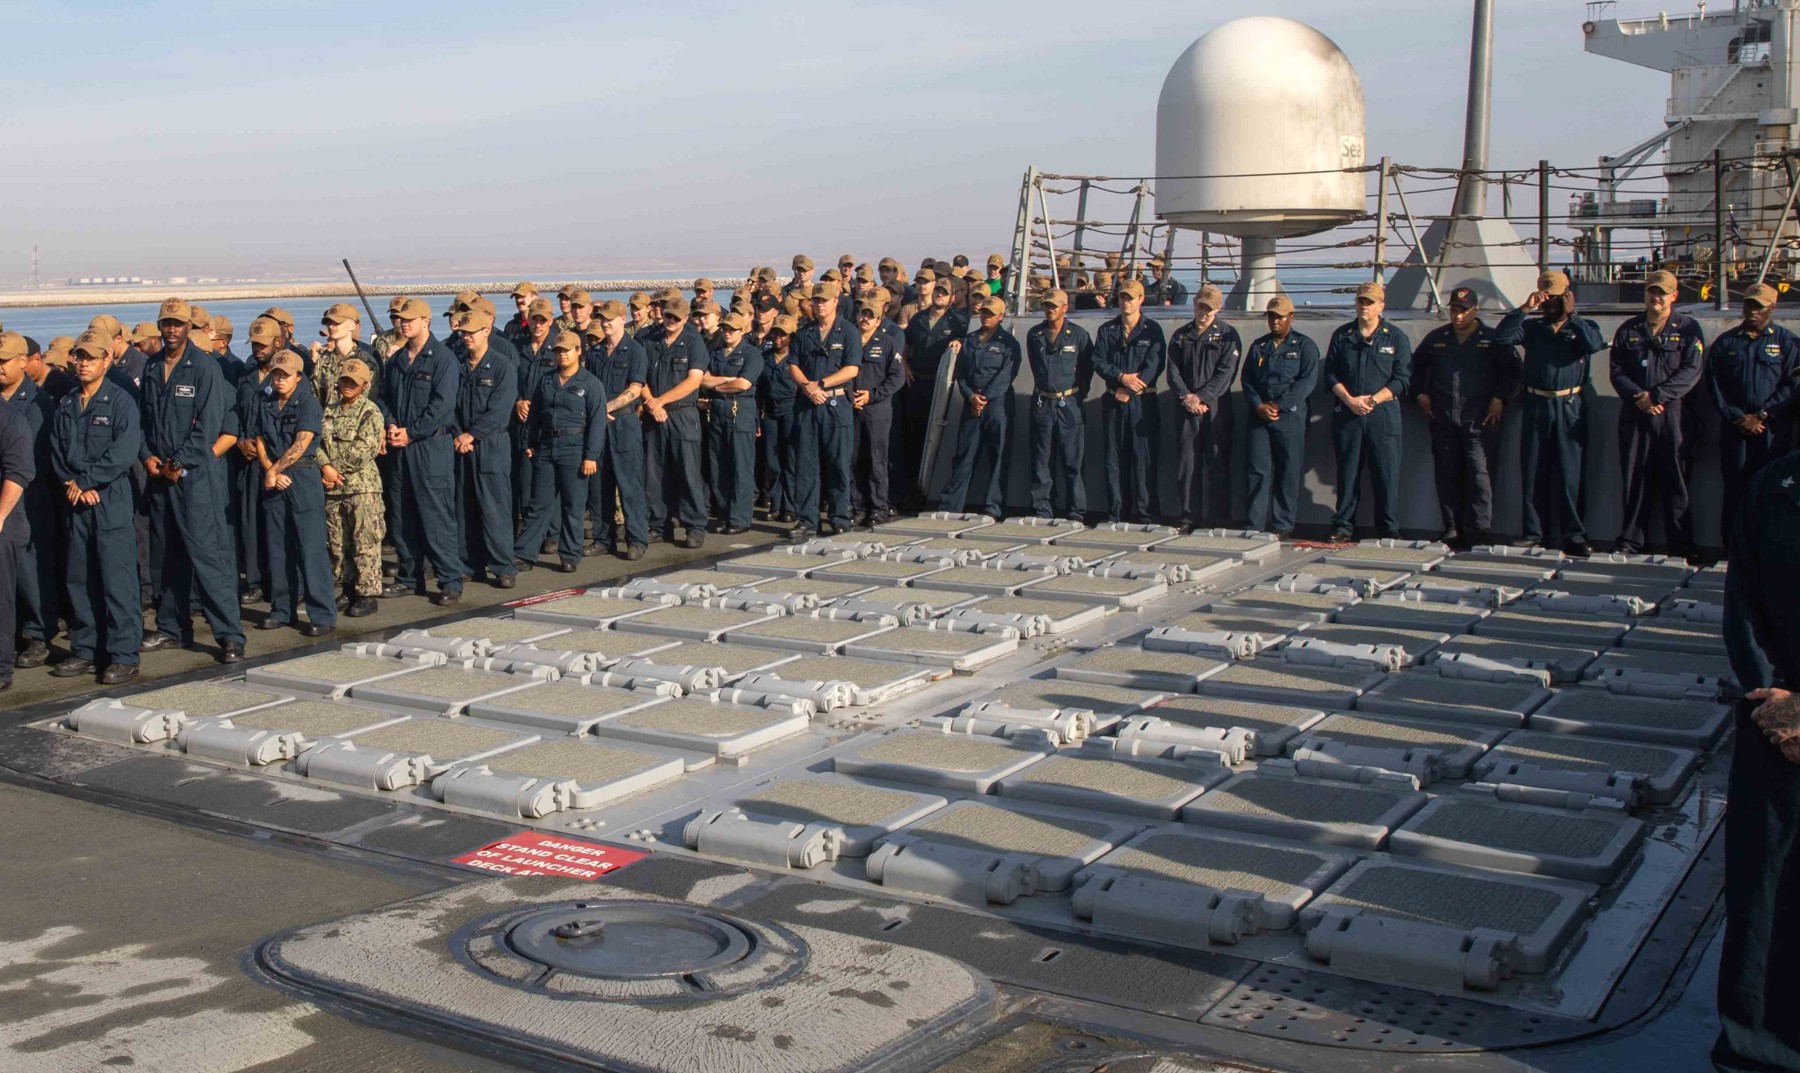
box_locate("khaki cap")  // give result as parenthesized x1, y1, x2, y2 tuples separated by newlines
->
(129, 322, 158, 344)
(470, 295, 497, 317)
(819, 268, 842, 283)
(987, 253, 1005, 268)
(692, 298, 720, 317)
(809, 283, 839, 301)
(394, 297, 431, 321)
(45, 336, 75, 366)
(551, 332, 583, 354)
(453, 309, 495, 332)
(753, 266, 778, 283)
(872, 286, 896, 305)
(189, 304, 211, 328)
(730, 296, 751, 314)
(1644, 270, 1678, 295)
(837, 254, 855, 267)
(339, 357, 374, 387)
(653, 287, 680, 303)
(269, 351, 304, 376)
(446, 291, 477, 314)
(1267, 295, 1296, 316)
(780, 295, 802, 317)
(580, 320, 607, 341)
(628, 292, 650, 310)
(693, 277, 715, 291)
(596, 299, 628, 320)
(387, 295, 411, 314)
(263, 307, 296, 330)
(1746, 282, 1780, 307)
(569, 290, 593, 308)
(1537, 270, 1571, 297)
(1041, 289, 1070, 308)
(1354, 281, 1386, 301)
(72, 330, 112, 360)
(664, 294, 691, 319)
(211, 314, 234, 336)
(323, 301, 360, 324)
(916, 268, 938, 284)
(771, 314, 800, 336)
(90, 313, 124, 339)
(792, 254, 814, 271)
(719, 311, 750, 333)
(852, 264, 872, 283)
(527, 297, 555, 320)
(248, 317, 282, 345)
(0, 333, 25, 362)
(878, 256, 900, 270)
(156, 298, 192, 324)
(976, 296, 1006, 316)
(854, 299, 883, 318)
(1195, 284, 1225, 310)
(511, 281, 539, 298)
(558, 284, 579, 300)
(1118, 279, 1146, 300)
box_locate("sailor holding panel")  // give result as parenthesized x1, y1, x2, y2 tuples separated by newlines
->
(1323, 281, 1411, 542)
(1025, 289, 1092, 521)
(1710, 282, 1800, 538)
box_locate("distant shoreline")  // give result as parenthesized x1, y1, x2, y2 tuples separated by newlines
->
(0, 279, 749, 310)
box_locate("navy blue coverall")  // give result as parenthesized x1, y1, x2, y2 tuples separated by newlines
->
(642, 322, 711, 539)
(1493, 308, 1608, 547)
(379, 335, 467, 596)
(759, 340, 800, 519)
(1411, 320, 1521, 535)
(1167, 319, 1243, 528)
(1324, 318, 1411, 537)
(454, 343, 518, 582)
(1093, 315, 1167, 523)
(791, 317, 862, 532)
(851, 319, 906, 520)
(6, 378, 55, 652)
(230, 366, 273, 595)
(52, 382, 142, 667)
(140, 344, 245, 647)
(0, 398, 33, 682)
(1717, 450, 1800, 1073)
(1026, 319, 1093, 520)
(515, 334, 559, 525)
(513, 367, 606, 567)
(938, 324, 1022, 518)
(705, 338, 765, 530)
(1610, 312, 1705, 553)
(587, 334, 650, 553)
(254, 388, 335, 629)
(1240, 329, 1319, 535)
(1710, 321, 1800, 535)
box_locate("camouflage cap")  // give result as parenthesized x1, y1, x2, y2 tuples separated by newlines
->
(1644, 270, 1678, 295)
(270, 350, 304, 376)
(1195, 284, 1225, 310)
(90, 313, 125, 339)
(339, 357, 374, 387)
(527, 297, 555, 320)
(155, 298, 192, 324)
(394, 297, 431, 321)
(0, 333, 25, 362)
(510, 281, 539, 299)
(1746, 281, 1780, 307)
(248, 316, 282, 345)
(664, 295, 691, 319)
(323, 301, 360, 324)
(596, 299, 628, 320)
(1266, 295, 1296, 316)
(1537, 270, 1571, 297)
(771, 314, 799, 336)
(263, 307, 296, 330)
(719, 311, 750, 333)
(550, 331, 583, 354)
(72, 330, 112, 359)
(128, 322, 159, 344)
(628, 292, 650, 310)
(210, 314, 234, 336)
(453, 309, 495, 332)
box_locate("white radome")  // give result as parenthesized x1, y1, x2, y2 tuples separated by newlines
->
(1156, 16, 1367, 238)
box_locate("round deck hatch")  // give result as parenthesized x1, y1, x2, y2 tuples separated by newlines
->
(504, 903, 754, 980)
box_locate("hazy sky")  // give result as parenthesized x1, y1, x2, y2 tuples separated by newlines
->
(0, 0, 1669, 282)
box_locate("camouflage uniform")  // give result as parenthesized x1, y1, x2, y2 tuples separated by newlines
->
(316, 395, 386, 596)
(372, 329, 404, 363)
(311, 340, 378, 408)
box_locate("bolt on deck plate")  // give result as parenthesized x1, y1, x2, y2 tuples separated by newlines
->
(1354, 673, 1550, 728)
(1528, 690, 1730, 748)
(589, 698, 810, 757)
(1183, 771, 1428, 849)
(832, 729, 1053, 793)
(1148, 696, 1329, 756)
(1388, 797, 1646, 885)
(463, 681, 672, 734)
(997, 751, 1229, 819)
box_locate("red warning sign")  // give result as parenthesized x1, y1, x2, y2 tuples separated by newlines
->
(450, 832, 647, 880)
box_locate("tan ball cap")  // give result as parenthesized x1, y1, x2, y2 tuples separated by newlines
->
(664, 295, 691, 319)
(453, 309, 495, 332)
(72, 330, 112, 360)
(551, 332, 583, 355)
(269, 351, 304, 376)
(1195, 284, 1225, 310)
(263, 307, 296, 330)
(771, 314, 800, 336)
(394, 298, 432, 321)
(1537, 270, 1571, 297)
(628, 292, 650, 310)
(527, 297, 555, 320)
(1267, 295, 1296, 316)
(719, 311, 750, 333)
(1354, 281, 1386, 301)
(977, 296, 1006, 316)
(210, 314, 233, 336)
(129, 322, 159, 344)
(0, 333, 26, 362)
(511, 282, 539, 299)
(388, 295, 412, 315)
(1644, 270, 1679, 295)
(248, 317, 282, 345)
(90, 313, 124, 339)
(323, 302, 360, 325)
(156, 298, 192, 324)
(792, 255, 814, 271)
(339, 358, 374, 387)
(1117, 279, 1146, 300)
(1746, 282, 1780, 307)
(596, 299, 628, 320)
(1041, 289, 1070, 309)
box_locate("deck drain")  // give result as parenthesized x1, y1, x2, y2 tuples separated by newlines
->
(465, 900, 806, 1000)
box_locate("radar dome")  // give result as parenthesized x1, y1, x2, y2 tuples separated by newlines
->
(1155, 17, 1366, 237)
